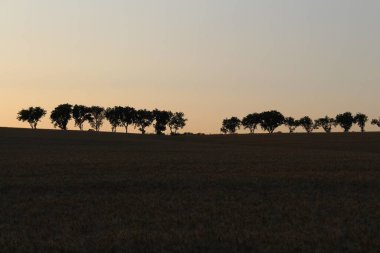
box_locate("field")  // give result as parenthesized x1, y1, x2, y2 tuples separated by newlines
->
(0, 127, 379, 252)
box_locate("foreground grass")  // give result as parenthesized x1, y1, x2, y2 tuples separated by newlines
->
(0, 128, 379, 252)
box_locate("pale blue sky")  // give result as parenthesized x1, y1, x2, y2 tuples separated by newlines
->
(1, 0, 379, 133)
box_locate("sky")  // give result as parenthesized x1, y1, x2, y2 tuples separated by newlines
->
(1, 0, 379, 133)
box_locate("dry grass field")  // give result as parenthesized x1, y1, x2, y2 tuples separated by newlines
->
(0, 127, 379, 252)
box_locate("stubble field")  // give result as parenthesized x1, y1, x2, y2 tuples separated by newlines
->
(0, 127, 379, 252)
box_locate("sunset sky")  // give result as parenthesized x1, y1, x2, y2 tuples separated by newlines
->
(1, 0, 379, 133)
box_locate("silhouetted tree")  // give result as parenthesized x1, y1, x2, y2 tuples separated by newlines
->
(354, 113, 368, 132)
(105, 106, 123, 132)
(314, 116, 336, 133)
(153, 109, 172, 135)
(168, 112, 187, 135)
(120, 107, 136, 133)
(221, 117, 241, 134)
(220, 126, 228, 134)
(284, 117, 299, 133)
(371, 118, 380, 127)
(72, 105, 92, 131)
(335, 112, 354, 132)
(134, 109, 154, 134)
(259, 110, 284, 133)
(298, 116, 315, 133)
(242, 113, 261, 134)
(89, 106, 105, 132)
(17, 107, 46, 129)
(50, 104, 73, 130)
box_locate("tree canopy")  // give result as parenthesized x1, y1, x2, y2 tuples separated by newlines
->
(153, 110, 172, 135)
(221, 117, 241, 134)
(371, 118, 380, 127)
(335, 112, 354, 132)
(105, 106, 123, 132)
(72, 105, 92, 131)
(134, 109, 154, 134)
(314, 116, 336, 133)
(89, 106, 105, 132)
(168, 112, 187, 135)
(283, 117, 299, 133)
(120, 107, 136, 133)
(298, 116, 315, 133)
(242, 113, 261, 134)
(354, 113, 368, 132)
(50, 104, 73, 130)
(17, 107, 46, 129)
(259, 111, 284, 133)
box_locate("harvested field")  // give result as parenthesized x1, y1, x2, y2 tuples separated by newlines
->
(0, 127, 379, 252)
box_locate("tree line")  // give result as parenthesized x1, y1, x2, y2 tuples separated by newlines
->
(17, 105, 187, 135)
(221, 110, 380, 134)
(14, 107, 380, 134)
